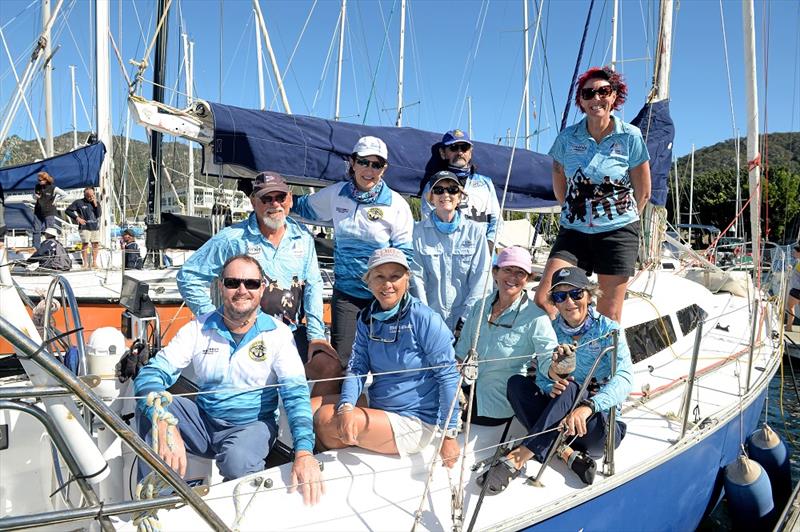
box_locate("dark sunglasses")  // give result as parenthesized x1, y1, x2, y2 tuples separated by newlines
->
(551, 288, 587, 304)
(488, 293, 524, 329)
(222, 277, 263, 290)
(446, 143, 471, 153)
(369, 313, 400, 343)
(257, 192, 288, 205)
(580, 85, 615, 100)
(432, 185, 461, 195)
(355, 158, 386, 170)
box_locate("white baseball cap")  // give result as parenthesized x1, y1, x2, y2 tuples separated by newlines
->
(44, 227, 59, 238)
(352, 136, 388, 160)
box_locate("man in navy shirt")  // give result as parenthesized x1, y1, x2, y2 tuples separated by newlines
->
(66, 187, 102, 269)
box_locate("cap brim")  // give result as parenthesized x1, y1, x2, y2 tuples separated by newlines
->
(251, 185, 290, 198)
(550, 280, 587, 291)
(354, 150, 387, 160)
(442, 139, 473, 146)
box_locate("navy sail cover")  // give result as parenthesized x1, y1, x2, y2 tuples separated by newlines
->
(0, 141, 105, 192)
(630, 100, 674, 207)
(205, 102, 557, 210)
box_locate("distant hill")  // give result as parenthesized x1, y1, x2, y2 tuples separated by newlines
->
(675, 131, 800, 176)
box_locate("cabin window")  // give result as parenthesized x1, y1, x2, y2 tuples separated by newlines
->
(676, 304, 708, 336)
(625, 316, 677, 363)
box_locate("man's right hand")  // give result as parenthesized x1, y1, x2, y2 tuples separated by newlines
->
(76, 216, 87, 225)
(336, 409, 359, 446)
(155, 418, 187, 477)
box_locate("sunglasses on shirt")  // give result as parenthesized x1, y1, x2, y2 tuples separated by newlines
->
(580, 85, 615, 100)
(446, 143, 471, 153)
(222, 277, 263, 290)
(550, 288, 587, 304)
(432, 185, 461, 195)
(355, 158, 386, 170)
(257, 192, 288, 205)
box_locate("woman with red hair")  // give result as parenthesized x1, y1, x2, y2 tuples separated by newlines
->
(534, 66, 651, 323)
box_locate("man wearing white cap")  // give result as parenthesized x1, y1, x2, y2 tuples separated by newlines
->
(28, 227, 72, 271)
(293, 136, 417, 395)
(178, 171, 337, 378)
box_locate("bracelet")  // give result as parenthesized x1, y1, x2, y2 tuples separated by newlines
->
(336, 402, 354, 415)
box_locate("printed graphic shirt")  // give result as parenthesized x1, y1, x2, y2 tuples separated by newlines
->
(292, 181, 415, 300)
(134, 310, 315, 452)
(549, 116, 650, 234)
(421, 171, 501, 242)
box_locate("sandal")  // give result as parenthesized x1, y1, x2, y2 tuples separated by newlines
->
(476, 457, 522, 495)
(566, 451, 596, 485)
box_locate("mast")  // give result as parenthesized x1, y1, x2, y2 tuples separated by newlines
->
(610, 0, 619, 71)
(96, 0, 113, 249)
(689, 144, 695, 232)
(523, 0, 530, 149)
(742, 0, 760, 267)
(253, 11, 266, 111)
(70, 64, 77, 149)
(252, 0, 292, 114)
(147, 0, 169, 232)
(182, 33, 195, 216)
(673, 157, 680, 226)
(652, 0, 673, 102)
(335, 0, 346, 120)
(395, 0, 406, 127)
(42, 0, 54, 157)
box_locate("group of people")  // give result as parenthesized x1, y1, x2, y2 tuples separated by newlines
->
(133, 66, 648, 504)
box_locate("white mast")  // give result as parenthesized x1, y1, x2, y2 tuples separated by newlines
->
(70, 64, 77, 148)
(335, 0, 346, 120)
(183, 33, 195, 216)
(523, 0, 530, 149)
(742, 0, 760, 266)
(42, 0, 54, 157)
(395, 0, 406, 127)
(96, 0, 113, 247)
(652, 0, 673, 101)
(610, 0, 619, 71)
(253, 10, 266, 111)
(673, 158, 680, 226)
(252, 0, 292, 114)
(689, 144, 695, 232)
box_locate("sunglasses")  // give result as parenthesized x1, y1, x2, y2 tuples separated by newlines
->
(369, 312, 400, 343)
(551, 288, 587, 304)
(222, 277, 263, 290)
(488, 296, 523, 329)
(355, 158, 386, 170)
(257, 192, 288, 205)
(446, 143, 471, 153)
(580, 85, 614, 100)
(432, 185, 461, 195)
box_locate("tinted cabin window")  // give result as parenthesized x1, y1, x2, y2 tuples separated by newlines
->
(625, 316, 677, 363)
(676, 304, 708, 336)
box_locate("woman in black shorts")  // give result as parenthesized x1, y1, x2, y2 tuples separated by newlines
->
(534, 66, 651, 322)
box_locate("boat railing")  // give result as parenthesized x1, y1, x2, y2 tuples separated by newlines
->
(680, 319, 704, 438)
(0, 315, 231, 532)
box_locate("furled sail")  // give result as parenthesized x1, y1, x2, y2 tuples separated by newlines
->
(630, 100, 674, 207)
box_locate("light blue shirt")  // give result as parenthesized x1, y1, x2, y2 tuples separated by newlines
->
(421, 171, 501, 242)
(176, 213, 326, 342)
(412, 215, 490, 330)
(455, 290, 559, 419)
(549, 115, 649, 234)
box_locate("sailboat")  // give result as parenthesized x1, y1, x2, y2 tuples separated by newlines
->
(0, 0, 789, 530)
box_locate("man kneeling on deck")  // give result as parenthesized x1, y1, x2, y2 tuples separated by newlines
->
(134, 254, 324, 504)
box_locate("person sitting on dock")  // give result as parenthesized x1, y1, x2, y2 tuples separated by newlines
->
(27, 227, 72, 271)
(313, 248, 461, 467)
(478, 266, 631, 493)
(134, 254, 324, 503)
(177, 171, 338, 387)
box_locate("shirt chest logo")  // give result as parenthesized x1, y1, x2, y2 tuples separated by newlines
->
(570, 143, 588, 154)
(367, 207, 384, 221)
(336, 207, 350, 214)
(247, 245, 260, 256)
(609, 142, 625, 156)
(202, 347, 220, 355)
(291, 242, 305, 258)
(248, 340, 268, 362)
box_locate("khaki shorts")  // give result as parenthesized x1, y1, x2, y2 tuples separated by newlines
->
(385, 411, 436, 456)
(79, 229, 101, 243)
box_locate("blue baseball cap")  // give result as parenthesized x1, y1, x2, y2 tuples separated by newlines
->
(441, 129, 473, 146)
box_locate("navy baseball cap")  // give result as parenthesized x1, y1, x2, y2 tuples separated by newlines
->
(441, 129, 473, 146)
(550, 266, 592, 291)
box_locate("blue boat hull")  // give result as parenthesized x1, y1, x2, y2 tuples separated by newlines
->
(526, 389, 767, 531)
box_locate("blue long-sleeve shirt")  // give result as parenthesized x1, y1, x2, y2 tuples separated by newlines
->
(134, 310, 315, 452)
(338, 296, 460, 429)
(412, 215, 490, 330)
(176, 213, 326, 342)
(536, 308, 633, 414)
(421, 171, 501, 243)
(292, 181, 417, 300)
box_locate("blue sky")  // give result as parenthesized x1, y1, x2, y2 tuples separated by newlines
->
(1, 0, 798, 161)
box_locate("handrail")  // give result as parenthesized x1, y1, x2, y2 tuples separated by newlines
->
(680, 319, 704, 438)
(603, 330, 619, 476)
(0, 315, 231, 532)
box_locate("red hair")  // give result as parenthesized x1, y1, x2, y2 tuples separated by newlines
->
(574, 66, 627, 112)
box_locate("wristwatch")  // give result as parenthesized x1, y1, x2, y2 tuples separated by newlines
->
(336, 402, 354, 414)
(442, 427, 459, 439)
(578, 399, 595, 414)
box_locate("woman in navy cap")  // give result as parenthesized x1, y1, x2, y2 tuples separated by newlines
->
(478, 266, 632, 493)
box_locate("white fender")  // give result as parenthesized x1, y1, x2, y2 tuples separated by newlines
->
(0, 249, 109, 484)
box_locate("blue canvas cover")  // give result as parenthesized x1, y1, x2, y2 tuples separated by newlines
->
(0, 141, 105, 192)
(205, 103, 557, 210)
(630, 100, 674, 207)
(3, 202, 37, 232)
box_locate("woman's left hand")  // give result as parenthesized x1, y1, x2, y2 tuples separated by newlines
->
(562, 405, 593, 437)
(440, 437, 461, 468)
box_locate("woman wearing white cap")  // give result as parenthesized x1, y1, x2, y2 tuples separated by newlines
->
(455, 246, 558, 427)
(293, 137, 417, 394)
(412, 170, 490, 336)
(314, 247, 460, 466)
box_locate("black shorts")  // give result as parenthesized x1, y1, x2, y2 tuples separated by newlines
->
(790, 288, 800, 300)
(549, 221, 640, 277)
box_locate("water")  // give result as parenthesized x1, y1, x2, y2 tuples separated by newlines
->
(698, 352, 800, 530)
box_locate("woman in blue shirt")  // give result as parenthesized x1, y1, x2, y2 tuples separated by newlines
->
(314, 248, 461, 467)
(534, 66, 651, 323)
(478, 266, 632, 493)
(412, 171, 490, 336)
